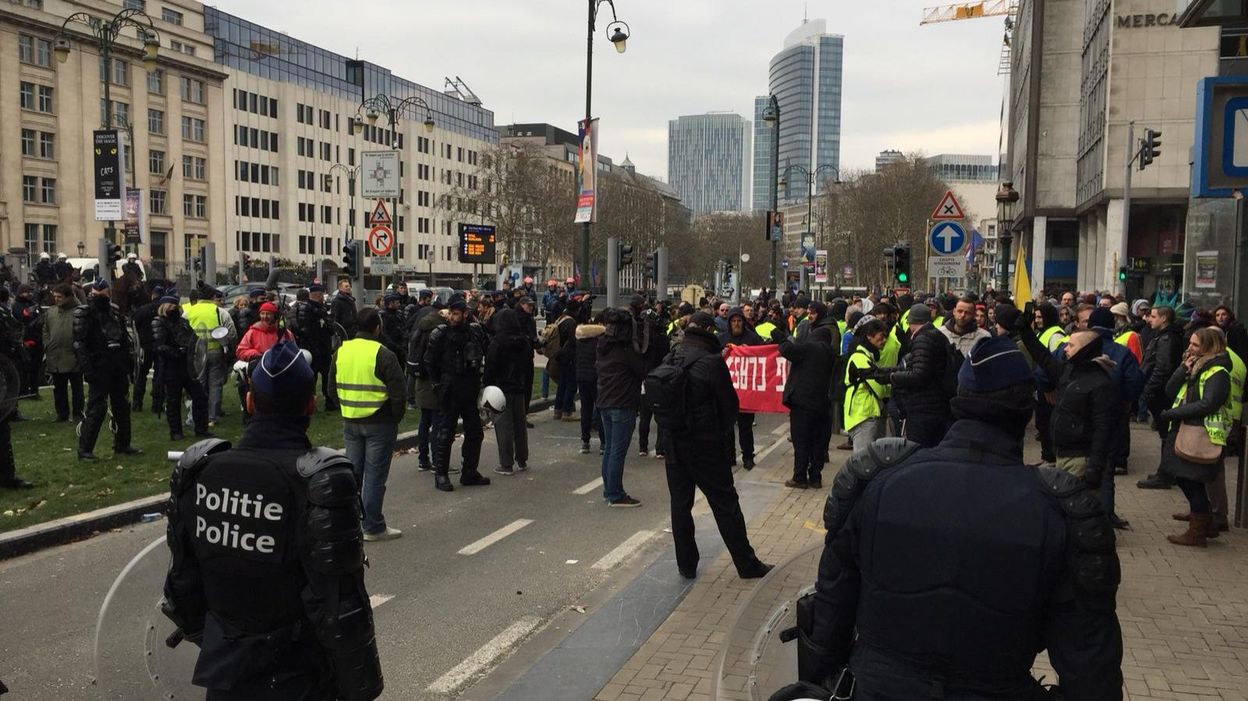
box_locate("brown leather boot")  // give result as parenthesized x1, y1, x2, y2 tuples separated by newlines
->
(1172, 512, 1191, 522)
(1167, 514, 1210, 547)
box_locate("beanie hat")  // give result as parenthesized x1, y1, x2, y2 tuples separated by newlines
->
(383, 292, 401, 304)
(91, 279, 109, 292)
(248, 288, 267, 299)
(1109, 302, 1130, 317)
(448, 299, 468, 312)
(259, 302, 279, 314)
(152, 286, 166, 297)
(957, 336, 1033, 394)
(688, 311, 715, 329)
(678, 302, 695, 317)
(793, 296, 811, 309)
(1131, 299, 1151, 317)
(808, 301, 828, 319)
(908, 303, 932, 325)
(418, 289, 433, 299)
(308, 283, 325, 293)
(250, 340, 314, 405)
(158, 295, 180, 305)
(1088, 307, 1115, 330)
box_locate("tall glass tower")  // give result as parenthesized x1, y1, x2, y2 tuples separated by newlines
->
(752, 96, 776, 212)
(667, 113, 752, 216)
(764, 20, 843, 205)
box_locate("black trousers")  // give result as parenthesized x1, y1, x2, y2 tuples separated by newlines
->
(19, 347, 42, 396)
(665, 440, 761, 575)
(132, 349, 162, 411)
(639, 402, 668, 454)
(51, 372, 84, 421)
(1035, 394, 1055, 462)
(790, 406, 830, 483)
(433, 387, 484, 477)
(163, 362, 208, 436)
(418, 408, 438, 467)
(735, 412, 756, 462)
(80, 375, 132, 453)
(1108, 404, 1131, 470)
(578, 379, 603, 445)
(0, 417, 15, 482)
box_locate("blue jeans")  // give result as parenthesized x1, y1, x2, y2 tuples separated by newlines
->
(344, 421, 398, 535)
(600, 408, 637, 502)
(554, 360, 577, 413)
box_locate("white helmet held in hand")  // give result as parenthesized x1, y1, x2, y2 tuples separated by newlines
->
(479, 386, 506, 415)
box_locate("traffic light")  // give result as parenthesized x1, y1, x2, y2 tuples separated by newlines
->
(191, 256, 203, 273)
(1118, 267, 1128, 282)
(1140, 128, 1162, 170)
(644, 251, 657, 281)
(108, 243, 124, 265)
(893, 244, 912, 285)
(342, 240, 361, 279)
(618, 242, 634, 267)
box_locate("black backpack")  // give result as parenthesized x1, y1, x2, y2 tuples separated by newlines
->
(643, 352, 700, 436)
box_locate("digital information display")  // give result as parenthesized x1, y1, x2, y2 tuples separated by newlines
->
(458, 224, 497, 264)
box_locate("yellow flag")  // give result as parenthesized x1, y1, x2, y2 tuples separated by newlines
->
(1012, 244, 1031, 311)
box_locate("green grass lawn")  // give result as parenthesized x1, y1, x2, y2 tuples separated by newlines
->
(2, 379, 420, 534)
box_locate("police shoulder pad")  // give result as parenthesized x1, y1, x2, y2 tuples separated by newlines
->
(172, 438, 231, 495)
(825, 437, 922, 535)
(296, 447, 352, 478)
(1034, 465, 1086, 500)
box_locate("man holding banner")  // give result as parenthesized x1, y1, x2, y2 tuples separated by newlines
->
(771, 301, 839, 489)
(718, 308, 764, 469)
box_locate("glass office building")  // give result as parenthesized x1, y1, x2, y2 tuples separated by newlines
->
(667, 113, 752, 216)
(767, 20, 843, 204)
(753, 96, 777, 212)
(204, 7, 496, 143)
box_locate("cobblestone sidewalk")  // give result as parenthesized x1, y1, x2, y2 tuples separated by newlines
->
(593, 424, 1248, 701)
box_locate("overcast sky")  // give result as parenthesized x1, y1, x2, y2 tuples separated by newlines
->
(211, 0, 1008, 179)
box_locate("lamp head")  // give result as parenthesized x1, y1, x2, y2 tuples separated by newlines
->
(142, 33, 160, 71)
(54, 37, 71, 63)
(351, 115, 364, 135)
(607, 21, 629, 54)
(366, 109, 379, 124)
(423, 116, 435, 133)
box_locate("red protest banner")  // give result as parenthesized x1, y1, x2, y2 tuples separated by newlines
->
(724, 344, 790, 414)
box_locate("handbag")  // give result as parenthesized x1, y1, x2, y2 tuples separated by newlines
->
(1175, 421, 1222, 464)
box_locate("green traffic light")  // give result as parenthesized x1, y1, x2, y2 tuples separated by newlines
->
(897, 272, 909, 283)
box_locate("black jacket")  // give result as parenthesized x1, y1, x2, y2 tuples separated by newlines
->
(778, 316, 837, 412)
(330, 293, 358, 339)
(881, 323, 950, 417)
(575, 324, 606, 383)
(294, 300, 333, 357)
(133, 301, 160, 349)
(1021, 328, 1118, 478)
(668, 327, 738, 460)
(807, 423, 1123, 700)
(73, 298, 133, 381)
(483, 309, 532, 396)
(717, 309, 764, 347)
(378, 307, 406, 362)
(423, 320, 488, 397)
(1142, 323, 1183, 407)
(595, 335, 645, 410)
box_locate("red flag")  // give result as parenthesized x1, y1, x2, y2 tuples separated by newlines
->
(724, 344, 790, 414)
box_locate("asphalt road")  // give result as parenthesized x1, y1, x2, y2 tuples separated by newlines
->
(0, 408, 789, 700)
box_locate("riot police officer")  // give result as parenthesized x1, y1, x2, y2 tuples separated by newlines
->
(332, 279, 359, 340)
(131, 286, 165, 414)
(0, 302, 33, 489)
(423, 298, 490, 492)
(153, 296, 211, 441)
(295, 283, 335, 409)
(162, 340, 384, 700)
(378, 293, 406, 365)
(786, 335, 1122, 701)
(74, 280, 140, 461)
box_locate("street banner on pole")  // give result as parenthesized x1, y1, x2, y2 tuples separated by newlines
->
(814, 250, 828, 284)
(93, 129, 125, 221)
(800, 233, 817, 266)
(574, 118, 599, 224)
(724, 345, 790, 414)
(122, 189, 145, 244)
(361, 151, 400, 198)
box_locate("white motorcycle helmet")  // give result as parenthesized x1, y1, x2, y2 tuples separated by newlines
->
(479, 386, 507, 416)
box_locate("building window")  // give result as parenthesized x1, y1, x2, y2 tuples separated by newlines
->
(150, 189, 168, 215)
(36, 131, 54, 160)
(322, 173, 332, 193)
(147, 69, 164, 95)
(100, 58, 129, 86)
(148, 108, 165, 135)
(40, 178, 56, 204)
(20, 130, 35, 157)
(181, 116, 205, 143)
(180, 77, 204, 104)
(123, 0, 145, 9)
(162, 8, 183, 25)
(38, 85, 53, 113)
(21, 176, 37, 203)
(19, 82, 34, 110)
(18, 35, 52, 67)
(24, 223, 38, 252)
(182, 155, 206, 181)
(150, 150, 165, 175)
(42, 224, 57, 253)
(183, 194, 194, 217)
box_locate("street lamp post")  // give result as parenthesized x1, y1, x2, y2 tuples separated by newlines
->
(583, 0, 631, 292)
(780, 163, 839, 295)
(995, 181, 1019, 291)
(351, 95, 435, 287)
(762, 95, 781, 294)
(55, 9, 160, 251)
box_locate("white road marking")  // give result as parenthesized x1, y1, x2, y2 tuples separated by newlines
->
(572, 477, 604, 495)
(753, 435, 788, 465)
(426, 616, 542, 693)
(369, 594, 394, 609)
(457, 519, 534, 556)
(771, 423, 789, 436)
(592, 530, 655, 571)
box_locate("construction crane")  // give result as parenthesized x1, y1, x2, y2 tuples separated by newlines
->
(920, 0, 1018, 74)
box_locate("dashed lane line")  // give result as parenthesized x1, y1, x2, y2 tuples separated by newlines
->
(426, 616, 542, 694)
(456, 519, 535, 556)
(572, 477, 604, 495)
(591, 530, 655, 571)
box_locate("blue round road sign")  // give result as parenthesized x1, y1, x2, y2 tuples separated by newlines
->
(928, 221, 966, 256)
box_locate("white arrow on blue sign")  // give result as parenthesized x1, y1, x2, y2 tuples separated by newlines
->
(928, 221, 967, 256)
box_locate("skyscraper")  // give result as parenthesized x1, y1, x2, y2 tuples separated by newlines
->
(766, 19, 843, 204)
(753, 96, 776, 212)
(667, 113, 752, 216)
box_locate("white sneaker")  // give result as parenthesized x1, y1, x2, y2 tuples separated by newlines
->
(363, 527, 403, 542)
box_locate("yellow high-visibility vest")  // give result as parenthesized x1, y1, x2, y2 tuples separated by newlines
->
(335, 338, 387, 419)
(185, 301, 222, 351)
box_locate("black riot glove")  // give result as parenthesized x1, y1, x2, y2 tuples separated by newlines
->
(770, 327, 789, 344)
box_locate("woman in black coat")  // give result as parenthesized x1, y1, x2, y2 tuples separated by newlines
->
(483, 308, 532, 475)
(1160, 326, 1233, 547)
